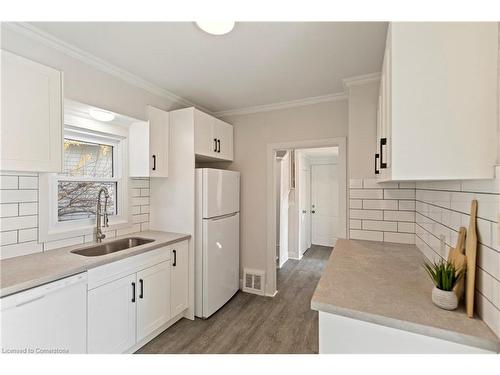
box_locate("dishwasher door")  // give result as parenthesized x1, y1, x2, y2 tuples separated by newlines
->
(0, 273, 87, 354)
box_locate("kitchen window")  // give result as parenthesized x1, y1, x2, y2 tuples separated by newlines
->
(39, 114, 130, 242)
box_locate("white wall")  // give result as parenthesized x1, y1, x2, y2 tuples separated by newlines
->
(220, 100, 348, 294)
(347, 80, 379, 179)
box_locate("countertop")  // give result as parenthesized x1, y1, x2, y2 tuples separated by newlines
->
(0, 231, 190, 298)
(311, 239, 500, 352)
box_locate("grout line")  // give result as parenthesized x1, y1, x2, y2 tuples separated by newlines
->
(416, 224, 500, 284)
(415, 199, 497, 224)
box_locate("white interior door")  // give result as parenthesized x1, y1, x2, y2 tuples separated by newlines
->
(311, 164, 338, 247)
(279, 153, 290, 268)
(299, 168, 311, 256)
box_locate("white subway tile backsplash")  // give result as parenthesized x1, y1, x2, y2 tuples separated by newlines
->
(384, 211, 415, 222)
(18, 176, 38, 189)
(363, 199, 398, 210)
(363, 179, 398, 189)
(362, 220, 397, 232)
(398, 200, 415, 211)
(0, 203, 18, 218)
(0, 215, 37, 232)
(349, 199, 362, 209)
(350, 189, 383, 199)
(398, 182, 416, 189)
(398, 222, 415, 233)
(0, 189, 37, 203)
(414, 177, 500, 337)
(350, 209, 383, 220)
(1, 230, 18, 246)
(18, 228, 37, 243)
(0, 174, 150, 259)
(384, 189, 416, 200)
(350, 229, 383, 242)
(0, 176, 18, 189)
(19, 202, 38, 216)
(349, 219, 361, 230)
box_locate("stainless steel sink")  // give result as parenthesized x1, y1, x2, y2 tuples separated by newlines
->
(71, 237, 154, 257)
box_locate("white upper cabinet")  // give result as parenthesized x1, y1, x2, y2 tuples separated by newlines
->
(193, 108, 234, 161)
(129, 105, 169, 177)
(375, 23, 498, 181)
(1, 50, 63, 172)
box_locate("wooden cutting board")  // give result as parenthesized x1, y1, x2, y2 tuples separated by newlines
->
(448, 227, 467, 300)
(465, 200, 478, 318)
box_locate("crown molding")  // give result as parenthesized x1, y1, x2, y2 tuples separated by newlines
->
(342, 72, 381, 89)
(2, 22, 212, 113)
(214, 91, 347, 117)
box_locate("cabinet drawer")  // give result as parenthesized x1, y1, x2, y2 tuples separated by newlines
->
(87, 246, 171, 290)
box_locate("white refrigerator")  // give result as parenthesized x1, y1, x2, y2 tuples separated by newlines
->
(195, 168, 240, 318)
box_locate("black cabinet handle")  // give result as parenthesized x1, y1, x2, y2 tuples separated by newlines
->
(375, 153, 380, 175)
(173, 249, 177, 267)
(380, 138, 387, 169)
(213, 138, 218, 152)
(131, 282, 136, 303)
(139, 279, 144, 299)
(152, 155, 156, 171)
(217, 139, 221, 153)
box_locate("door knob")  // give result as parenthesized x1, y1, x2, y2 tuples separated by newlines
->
(302, 210, 307, 214)
(311, 210, 316, 214)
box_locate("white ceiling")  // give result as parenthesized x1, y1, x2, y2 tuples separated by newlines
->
(30, 22, 387, 113)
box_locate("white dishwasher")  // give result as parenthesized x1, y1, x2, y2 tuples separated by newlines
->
(1, 273, 87, 354)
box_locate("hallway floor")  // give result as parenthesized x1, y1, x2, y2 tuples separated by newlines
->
(136, 245, 333, 354)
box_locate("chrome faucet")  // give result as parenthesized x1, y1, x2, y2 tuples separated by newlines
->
(96, 187, 110, 242)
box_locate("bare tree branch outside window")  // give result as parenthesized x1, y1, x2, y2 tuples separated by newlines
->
(58, 139, 117, 222)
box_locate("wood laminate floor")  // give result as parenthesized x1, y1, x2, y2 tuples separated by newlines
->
(136, 245, 332, 354)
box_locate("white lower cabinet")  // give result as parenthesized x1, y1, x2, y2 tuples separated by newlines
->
(86, 241, 189, 353)
(137, 261, 171, 342)
(171, 241, 189, 317)
(87, 274, 137, 354)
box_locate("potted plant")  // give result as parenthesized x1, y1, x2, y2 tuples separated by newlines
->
(423, 259, 465, 310)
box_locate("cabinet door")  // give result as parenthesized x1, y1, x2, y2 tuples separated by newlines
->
(148, 106, 169, 177)
(136, 261, 171, 342)
(128, 121, 150, 177)
(214, 119, 234, 161)
(171, 241, 189, 317)
(87, 273, 137, 354)
(194, 109, 217, 158)
(1, 50, 62, 172)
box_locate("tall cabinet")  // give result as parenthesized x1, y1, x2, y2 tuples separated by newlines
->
(375, 22, 498, 181)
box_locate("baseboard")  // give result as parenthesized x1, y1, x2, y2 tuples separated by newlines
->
(127, 309, 187, 353)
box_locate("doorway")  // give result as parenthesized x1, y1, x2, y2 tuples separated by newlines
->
(297, 147, 339, 258)
(266, 138, 346, 297)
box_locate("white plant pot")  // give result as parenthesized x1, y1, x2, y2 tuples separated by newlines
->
(431, 286, 458, 310)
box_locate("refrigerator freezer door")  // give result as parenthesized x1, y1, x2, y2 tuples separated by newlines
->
(202, 213, 239, 318)
(202, 168, 240, 218)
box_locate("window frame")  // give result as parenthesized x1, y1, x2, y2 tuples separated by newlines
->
(39, 117, 131, 242)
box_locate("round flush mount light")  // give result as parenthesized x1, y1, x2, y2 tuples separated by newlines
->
(89, 108, 115, 122)
(196, 21, 235, 36)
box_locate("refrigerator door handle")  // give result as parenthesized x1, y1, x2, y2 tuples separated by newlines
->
(208, 212, 238, 221)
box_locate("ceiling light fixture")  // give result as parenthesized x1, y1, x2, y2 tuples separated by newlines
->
(89, 108, 115, 122)
(196, 21, 235, 36)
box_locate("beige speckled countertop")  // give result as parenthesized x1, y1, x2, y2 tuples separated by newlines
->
(311, 239, 500, 352)
(0, 231, 190, 298)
